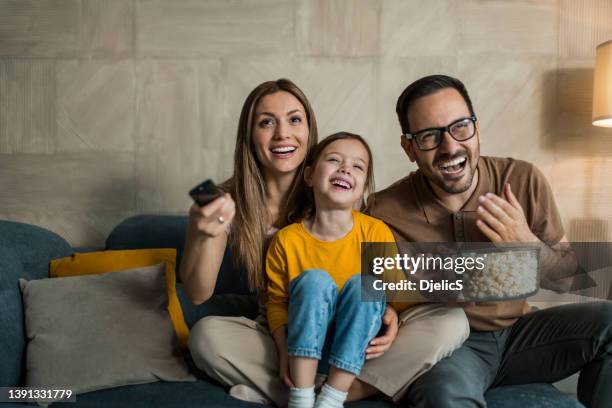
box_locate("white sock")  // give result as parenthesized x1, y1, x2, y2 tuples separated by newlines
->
(314, 383, 348, 408)
(315, 373, 328, 391)
(288, 385, 316, 408)
(229, 384, 271, 405)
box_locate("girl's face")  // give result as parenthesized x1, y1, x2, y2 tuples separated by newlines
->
(252, 91, 309, 178)
(306, 138, 370, 210)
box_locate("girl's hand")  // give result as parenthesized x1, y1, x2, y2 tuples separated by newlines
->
(188, 193, 235, 238)
(279, 350, 295, 388)
(365, 305, 399, 359)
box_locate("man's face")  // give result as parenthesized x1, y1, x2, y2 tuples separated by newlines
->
(400, 88, 480, 194)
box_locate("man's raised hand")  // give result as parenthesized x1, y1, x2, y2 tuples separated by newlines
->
(475, 183, 539, 243)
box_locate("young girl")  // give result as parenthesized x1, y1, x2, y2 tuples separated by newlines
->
(266, 132, 411, 408)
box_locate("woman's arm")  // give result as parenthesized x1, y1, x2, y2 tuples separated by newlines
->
(180, 194, 236, 305)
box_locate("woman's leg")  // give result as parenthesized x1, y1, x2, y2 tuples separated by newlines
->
(189, 315, 288, 406)
(287, 269, 339, 387)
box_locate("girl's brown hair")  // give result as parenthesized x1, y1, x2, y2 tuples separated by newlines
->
(222, 79, 318, 293)
(293, 131, 375, 221)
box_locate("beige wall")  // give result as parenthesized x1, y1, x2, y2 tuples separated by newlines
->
(1, 0, 611, 247)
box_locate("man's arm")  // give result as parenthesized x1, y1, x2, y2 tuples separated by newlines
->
(537, 235, 578, 292)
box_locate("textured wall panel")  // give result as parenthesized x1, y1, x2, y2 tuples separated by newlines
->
(458, 0, 557, 56)
(559, 0, 612, 58)
(135, 59, 225, 212)
(0, 209, 135, 248)
(297, 0, 380, 56)
(548, 157, 612, 241)
(0, 153, 134, 211)
(459, 55, 558, 167)
(0, 59, 55, 153)
(80, 0, 134, 56)
(137, 0, 294, 56)
(381, 0, 456, 57)
(0, 0, 79, 57)
(56, 59, 136, 152)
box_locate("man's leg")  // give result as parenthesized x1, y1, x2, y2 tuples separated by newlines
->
(404, 330, 501, 408)
(494, 301, 612, 408)
(357, 304, 469, 402)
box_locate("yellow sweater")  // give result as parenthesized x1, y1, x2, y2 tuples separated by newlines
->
(266, 211, 415, 333)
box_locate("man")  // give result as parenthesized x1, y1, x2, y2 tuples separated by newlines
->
(367, 74, 611, 408)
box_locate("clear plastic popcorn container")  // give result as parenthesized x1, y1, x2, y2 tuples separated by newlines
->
(458, 246, 540, 302)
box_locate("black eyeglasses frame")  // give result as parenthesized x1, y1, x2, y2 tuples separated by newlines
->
(403, 116, 478, 151)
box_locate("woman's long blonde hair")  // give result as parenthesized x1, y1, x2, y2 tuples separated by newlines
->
(223, 79, 318, 293)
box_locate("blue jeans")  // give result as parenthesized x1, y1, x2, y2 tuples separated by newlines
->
(286, 269, 386, 376)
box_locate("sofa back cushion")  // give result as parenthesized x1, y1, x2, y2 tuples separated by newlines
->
(105, 215, 251, 296)
(0, 220, 72, 386)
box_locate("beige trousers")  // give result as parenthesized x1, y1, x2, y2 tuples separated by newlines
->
(189, 304, 469, 406)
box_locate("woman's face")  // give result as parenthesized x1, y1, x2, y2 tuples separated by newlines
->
(306, 138, 370, 210)
(252, 91, 309, 178)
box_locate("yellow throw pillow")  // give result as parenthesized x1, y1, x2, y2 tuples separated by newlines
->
(49, 248, 189, 349)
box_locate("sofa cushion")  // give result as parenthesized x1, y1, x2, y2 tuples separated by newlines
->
(0, 220, 73, 280)
(106, 215, 254, 326)
(46, 380, 393, 407)
(0, 220, 73, 387)
(20, 263, 195, 397)
(50, 248, 189, 348)
(50, 380, 268, 408)
(105, 215, 188, 264)
(177, 291, 259, 328)
(45, 380, 579, 408)
(105, 215, 251, 295)
(484, 383, 583, 407)
(0, 248, 26, 388)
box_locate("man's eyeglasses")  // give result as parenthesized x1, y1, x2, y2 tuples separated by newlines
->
(403, 116, 477, 151)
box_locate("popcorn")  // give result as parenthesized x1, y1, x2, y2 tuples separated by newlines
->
(461, 250, 539, 301)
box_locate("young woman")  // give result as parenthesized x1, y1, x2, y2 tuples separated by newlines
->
(181, 80, 401, 406)
(266, 132, 413, 408)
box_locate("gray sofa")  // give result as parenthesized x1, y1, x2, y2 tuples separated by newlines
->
(0, 215, 584, 407)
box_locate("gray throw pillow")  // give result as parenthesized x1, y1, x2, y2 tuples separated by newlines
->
(19, 263, 195, 396)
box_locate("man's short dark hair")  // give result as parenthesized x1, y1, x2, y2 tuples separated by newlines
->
(395, 75, 475, 135)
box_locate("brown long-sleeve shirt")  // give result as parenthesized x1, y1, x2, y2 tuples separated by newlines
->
(366, 156, 564, 331)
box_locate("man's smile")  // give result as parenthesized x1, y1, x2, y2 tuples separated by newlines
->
(436, 155, 467, 178)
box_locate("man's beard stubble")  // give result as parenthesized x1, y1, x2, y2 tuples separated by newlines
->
(418, 146, 479, 194)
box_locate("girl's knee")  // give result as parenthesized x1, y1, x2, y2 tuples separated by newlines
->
(291, 269, 336, 291)
(343, 274, 366, 295)
(290, 269, 338, 305)
(343, 274, 384, 303)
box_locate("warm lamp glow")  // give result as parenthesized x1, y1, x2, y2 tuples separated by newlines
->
(592, 40, 612, 127)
